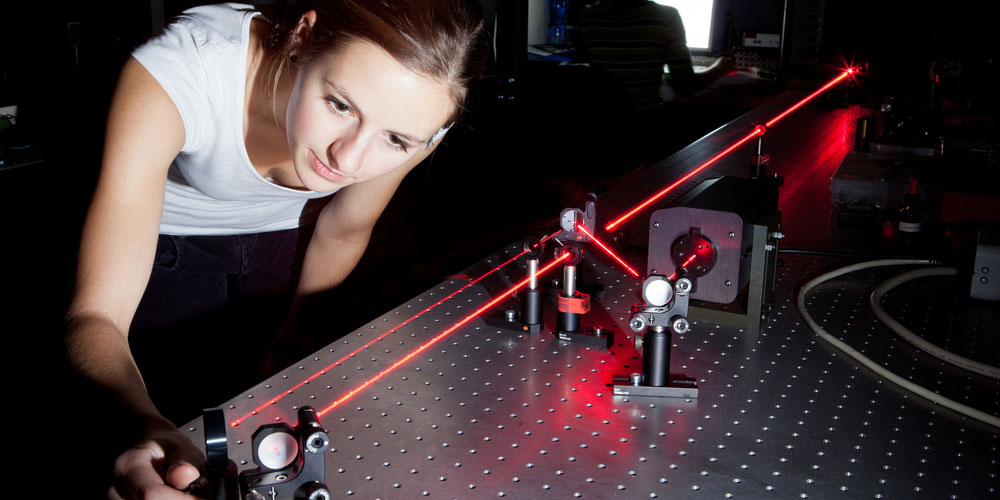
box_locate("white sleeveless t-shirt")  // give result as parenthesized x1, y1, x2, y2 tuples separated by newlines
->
(132, 3, 332, 235)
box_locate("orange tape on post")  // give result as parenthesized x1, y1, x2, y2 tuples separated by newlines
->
(558, 293, 591, 315)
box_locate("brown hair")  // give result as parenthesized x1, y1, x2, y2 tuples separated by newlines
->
(264, 0, 486, 123)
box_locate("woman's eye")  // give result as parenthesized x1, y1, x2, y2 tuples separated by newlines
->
(388, 134, 408, 152)
(326, 97, 351, 114)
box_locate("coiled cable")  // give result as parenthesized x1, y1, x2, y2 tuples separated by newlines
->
(796, 259, 1000, 428)
(869, 267, 1000, 380)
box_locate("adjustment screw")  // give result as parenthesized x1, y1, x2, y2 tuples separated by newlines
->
(672, 317, 690, 334)
(630, 317, 646, 332)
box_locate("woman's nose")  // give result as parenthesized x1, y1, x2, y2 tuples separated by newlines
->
(328, 130, 365, 175)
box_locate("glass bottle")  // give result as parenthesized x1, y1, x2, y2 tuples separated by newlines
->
(898, 178, 922, 234)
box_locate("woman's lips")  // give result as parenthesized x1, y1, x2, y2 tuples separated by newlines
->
(311, 152, 347, 183)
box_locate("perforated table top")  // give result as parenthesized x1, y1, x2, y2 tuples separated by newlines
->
(184, 88, 999, 499)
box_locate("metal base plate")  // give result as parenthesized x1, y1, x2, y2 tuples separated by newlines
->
(484, 313, 544, 334)
(555, 329, 613, 348)
(613, 375, 699, 399)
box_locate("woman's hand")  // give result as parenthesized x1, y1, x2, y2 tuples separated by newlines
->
(109, 420, 206, 500)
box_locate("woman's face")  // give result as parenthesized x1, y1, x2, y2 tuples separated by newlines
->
(285, 39, 456, 192)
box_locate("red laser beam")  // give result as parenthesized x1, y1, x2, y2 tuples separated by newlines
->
(604, 125, 766, 231)
(603, 70, 852, 232)
(764, 71, 850, 128)
(316, 251, 571, 418)
(574, 223, 640, 277)
(668, 254, 698, 281)
(231, 230, 563, 427)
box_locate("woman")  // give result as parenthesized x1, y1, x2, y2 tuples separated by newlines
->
(64, 1, 484, 497)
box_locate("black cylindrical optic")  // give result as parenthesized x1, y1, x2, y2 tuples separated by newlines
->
(641, 327, 672, 387)
(520, 288, 542, 326)
(556, 309, 579, 333)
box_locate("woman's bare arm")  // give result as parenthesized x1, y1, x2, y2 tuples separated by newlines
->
(66, 57, 203, 498)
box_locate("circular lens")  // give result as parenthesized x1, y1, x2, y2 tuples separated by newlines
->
(257, 431, 298, 470)
(644, 278, 672, 307)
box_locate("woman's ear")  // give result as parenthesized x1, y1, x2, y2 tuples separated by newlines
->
(289, 10, 318, 58)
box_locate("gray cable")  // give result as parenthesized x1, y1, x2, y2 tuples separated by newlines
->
(869, 267, 1000, 380)
(796, 259, 1000, 429)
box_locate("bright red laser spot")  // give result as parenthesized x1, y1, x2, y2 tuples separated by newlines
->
(604, 70, 851, 232)
(316, 251, 571, 418)
(574, 223, 640, 277)
(230, 230, 564, 427)
(604, 125, 766, 231)
(845, 66, 865, 88)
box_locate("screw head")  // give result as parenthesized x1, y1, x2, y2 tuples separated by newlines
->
(672, 317, 690, 334)
(630, 317, 646, 332)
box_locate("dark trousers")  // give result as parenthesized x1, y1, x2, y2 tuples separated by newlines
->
(129, 226, 312, 424)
